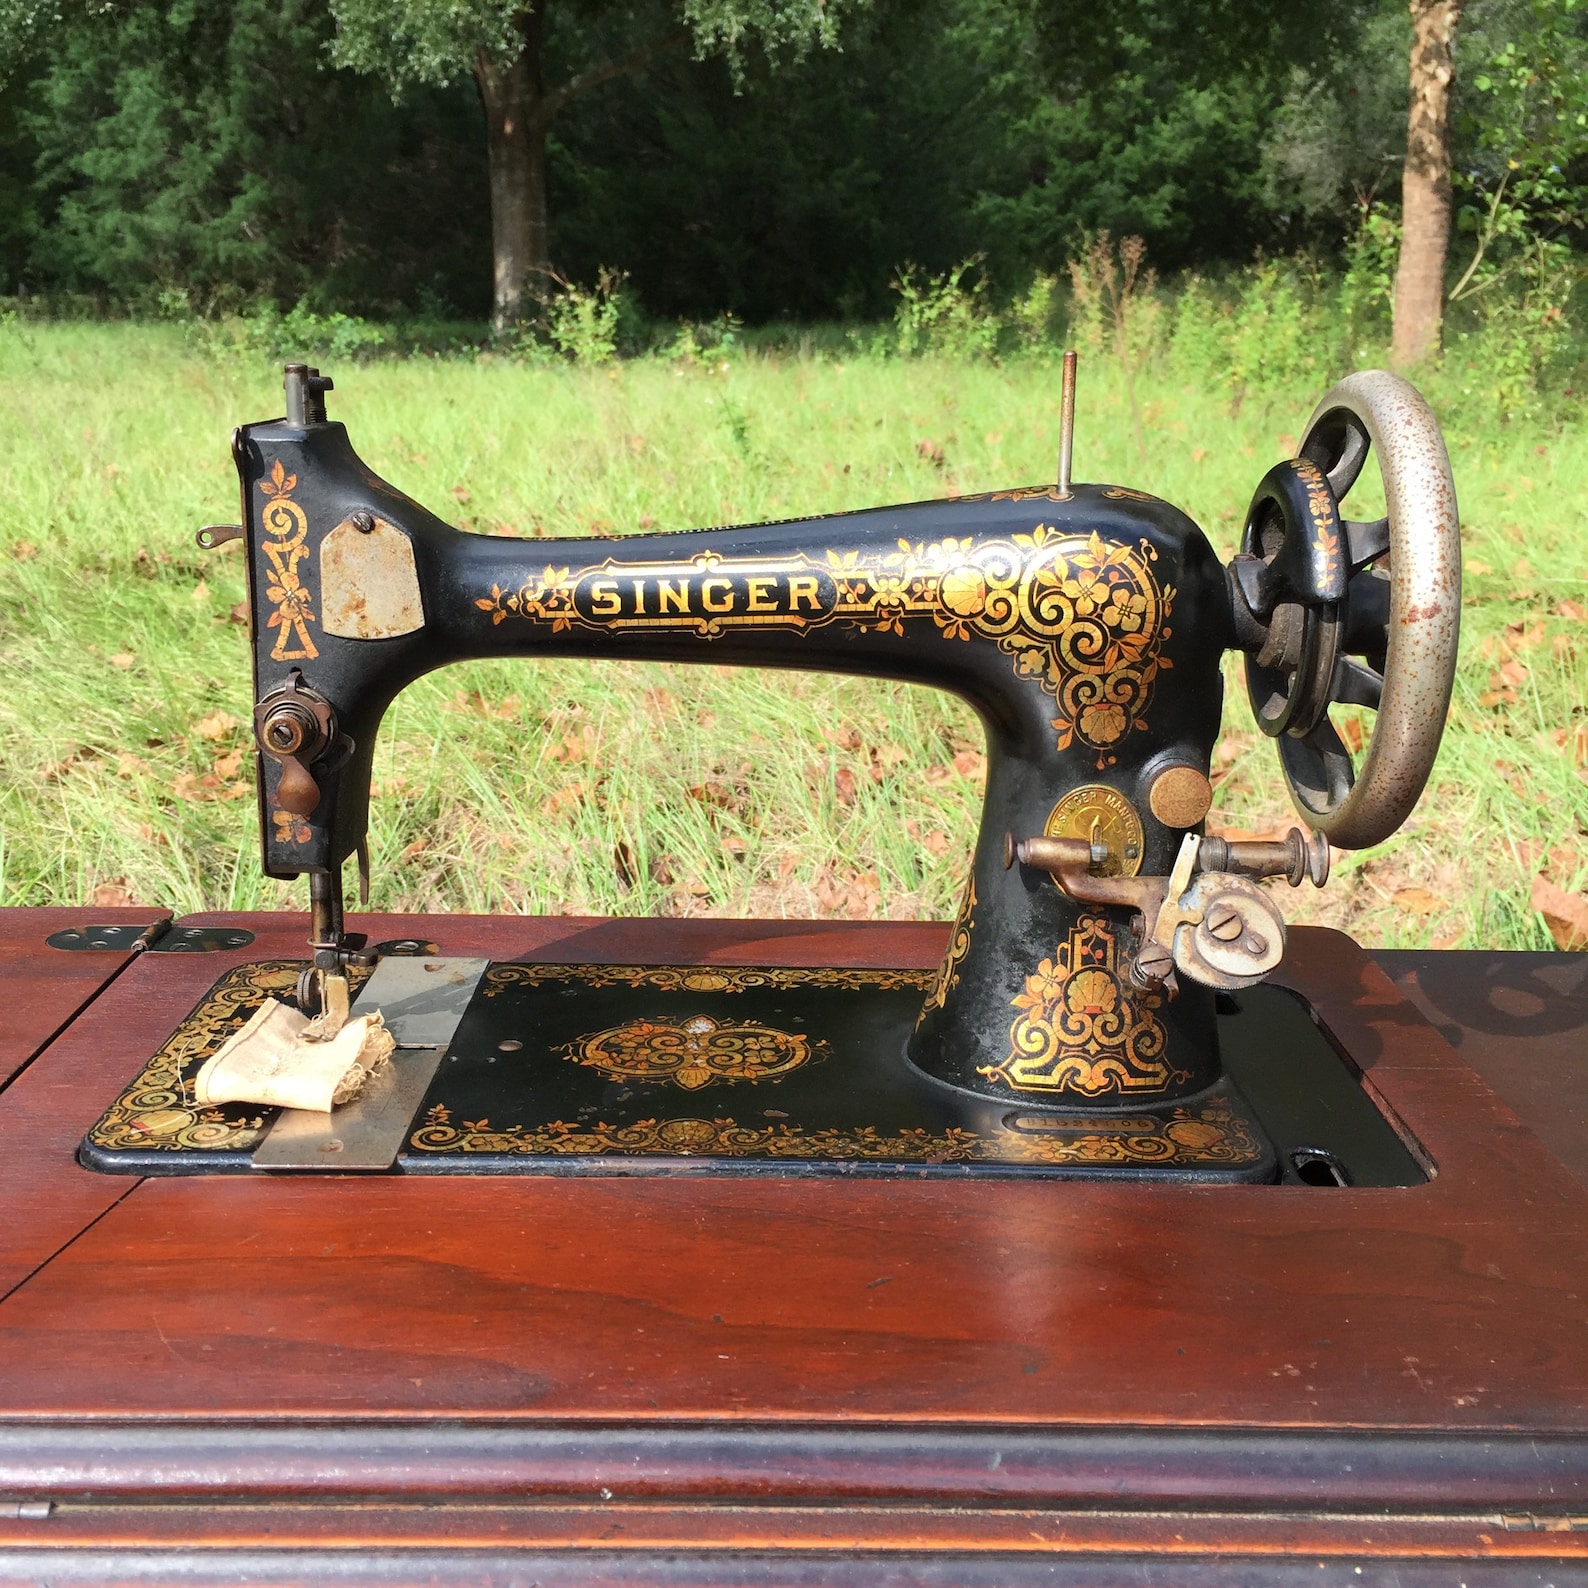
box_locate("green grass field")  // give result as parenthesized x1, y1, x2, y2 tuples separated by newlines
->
(1, 321, 1583, 947)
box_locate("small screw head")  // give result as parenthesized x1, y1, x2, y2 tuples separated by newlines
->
(351, 510, 375, 534)
(1206, 904, 1244, 941)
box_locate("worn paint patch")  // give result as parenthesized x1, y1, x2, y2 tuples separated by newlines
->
(320, 515, 424, 640)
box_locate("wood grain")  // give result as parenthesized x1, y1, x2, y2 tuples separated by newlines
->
(0, 908, 1585, 1573)
(0, 919, 1583, 1438)
(0, 906, 152, 1090)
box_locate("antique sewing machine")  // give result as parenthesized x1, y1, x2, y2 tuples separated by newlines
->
(81, 355, 1460, 1184)
(17, 356, 1588, 1580)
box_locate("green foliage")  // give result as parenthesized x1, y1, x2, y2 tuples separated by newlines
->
(326, 0, 526, 90)
(228, 300, 393, 362)
(1006, 270, 1060, 354)
(892, 256, 999, 359)
(328, 0, 865, 95)
(3, 320, 1584, 951)
(1337, 198, 1400, 352)
(11, 0, 489, 312)
(539, 267, 628, 364)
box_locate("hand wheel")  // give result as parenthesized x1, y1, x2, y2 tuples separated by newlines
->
(1229, 371, 1461, 850)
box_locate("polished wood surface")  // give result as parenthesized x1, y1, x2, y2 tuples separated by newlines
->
(0, 906, 152, 1089)
(0, 909, 1584, 1581)
(1378, 948, 1588, 1189)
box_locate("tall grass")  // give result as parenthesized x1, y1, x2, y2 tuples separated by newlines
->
(0, 303, 1583, 949)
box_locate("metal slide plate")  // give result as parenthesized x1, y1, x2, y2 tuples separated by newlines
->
(251, 957, 488, 1171)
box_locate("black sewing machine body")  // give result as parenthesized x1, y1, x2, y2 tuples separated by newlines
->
(237, 409, 1234, 1106)
(78, 359, 1458, 1183)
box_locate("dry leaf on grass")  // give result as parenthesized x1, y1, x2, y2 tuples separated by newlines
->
(1531, 874, 1588, 950)
(12, 541, 38, 561)
(1392, 887, 1447, 915)
(1553, 722, 1588, 767)
(195, 710, 238, 741)
(109, 653, 136, 670)
(92, 879, 137, 908)
(1557, 598, 1587, 621)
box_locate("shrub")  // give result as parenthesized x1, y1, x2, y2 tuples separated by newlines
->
(540, 267, 628, 365)
(892, 256, 1000, 359)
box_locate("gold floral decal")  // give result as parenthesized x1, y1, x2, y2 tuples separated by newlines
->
(564, 1014, 821, 1090)
(990, 486, 1071, 503)
(409, 1097, 1258, 1167)
(918, 874, 975, 1023)
(481, 963, 935, 996)
(258, 459, 318, 660)
(981, 913, 1186, 1096)
(473, 528, 1172, 764)
(1294, 458, 1342, 587)
(85, 960, 364, 1156)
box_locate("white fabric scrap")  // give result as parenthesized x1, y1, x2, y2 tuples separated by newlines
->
(193, 998, 395, 1112)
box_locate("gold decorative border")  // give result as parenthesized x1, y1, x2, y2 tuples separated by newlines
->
(481, 963, 936, 996)
(409, 1094, 1260, 1168)
(85, 960, 322, 1154)
(89, 958, 1257, 1172)
(474, 527, 1173, 766)
(258, 459, 317, 661)
(918, 875, 975, 1023)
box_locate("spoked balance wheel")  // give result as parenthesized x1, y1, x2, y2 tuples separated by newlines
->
(1230, 371, 1461, 850)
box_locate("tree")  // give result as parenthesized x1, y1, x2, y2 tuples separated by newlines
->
(328, 0, 863, 330)
(1392, 0, 1463, 366)
(0, 0, 490, 310)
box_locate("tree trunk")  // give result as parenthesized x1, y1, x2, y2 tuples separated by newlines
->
(1392, 0, 1463, 368)
(475, 9, 548, 333)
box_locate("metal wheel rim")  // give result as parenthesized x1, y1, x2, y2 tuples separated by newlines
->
(1292, 371, 1461, 850)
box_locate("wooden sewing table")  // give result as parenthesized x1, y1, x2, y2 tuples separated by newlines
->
(0, 907, 1584, 1585)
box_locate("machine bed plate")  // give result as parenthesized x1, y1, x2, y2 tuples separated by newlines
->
(79, 959, 1424, 1185)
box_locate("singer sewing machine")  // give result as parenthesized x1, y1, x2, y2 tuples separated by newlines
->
(78, 356, 1459, 1184)
(8, 358, 1588, 1581)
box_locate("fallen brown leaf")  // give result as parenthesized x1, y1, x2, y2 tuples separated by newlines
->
(228, 602, 249, 626)
(1557, 598, 1587, 621)
(613, 841, 637, 891)
(1466, 559, 1493, 577)
(1531, 874, 1588, 950)
(195, 710, 238, 741)
(834, 766, 859, 806)
(110, 652, 136, 670)
(1340, 717, 1364, 753)
(12, 540, 37, 561)
(92, 879, 137, 908)
(1392, 887, 1447, 915)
